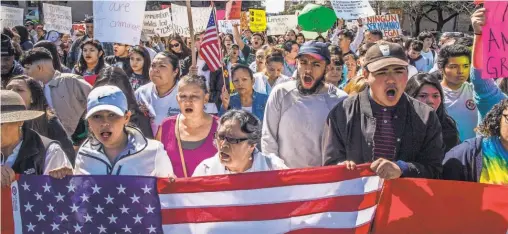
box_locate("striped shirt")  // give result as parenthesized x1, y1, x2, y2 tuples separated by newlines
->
(371, 101, 396, 161)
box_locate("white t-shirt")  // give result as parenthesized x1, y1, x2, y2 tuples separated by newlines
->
(443, 82, 478, 141)
(135, 82, 180, 136)
(253, 72, 291, 95)
(241, 106, 253, 113)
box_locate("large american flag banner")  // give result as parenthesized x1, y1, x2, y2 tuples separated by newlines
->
(2, 165, 382, 233)
(199, 6, 222, 72)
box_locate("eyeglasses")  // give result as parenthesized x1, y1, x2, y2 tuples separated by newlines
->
(214, 132, 249, 144)
(170, 43, 180, 48)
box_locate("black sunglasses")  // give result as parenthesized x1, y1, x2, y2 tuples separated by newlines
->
(214, 132, 249, 144)
(170, 43, 180, 48)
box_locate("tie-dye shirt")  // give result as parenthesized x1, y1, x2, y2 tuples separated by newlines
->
(479, 137, 508, 185)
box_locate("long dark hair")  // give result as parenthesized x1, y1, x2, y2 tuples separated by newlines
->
(75, 39, 106, 75)
(34, 40, 63, 72)
(8, 75, 50, 136)
(126, 46, 150, 82)
(405, 73, 459, 150)
(168, 33, 191, 59)
(94, 67, 143, 114)
(13, 25, 30, 44)
(476, 99, 508, 137)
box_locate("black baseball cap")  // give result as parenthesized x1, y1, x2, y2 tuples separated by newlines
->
(297, 41, 331, 64)
(364, 42, 408, 72)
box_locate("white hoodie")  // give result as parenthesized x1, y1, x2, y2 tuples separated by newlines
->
(74, 127, 174, 177)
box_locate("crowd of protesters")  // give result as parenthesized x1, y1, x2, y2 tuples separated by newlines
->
(1, 7, 507, 187)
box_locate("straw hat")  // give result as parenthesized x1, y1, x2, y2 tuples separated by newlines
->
(1, 90, 44, 124)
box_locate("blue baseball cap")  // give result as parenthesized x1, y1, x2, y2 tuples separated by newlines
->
(297, 41, 331, 64)
(85, 85, 128, 119)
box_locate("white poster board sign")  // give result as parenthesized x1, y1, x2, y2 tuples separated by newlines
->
(42, 3, 72, 33)
(266, 15, 297, 36)
(93, 1, 147, 45)
(171, 4, 212, 37)
(218, 20, 240, 35)
(1, 7, 24, 29)
(143, 8, 172, 37)
(331, 0, 375, 20)
(265, 0, 285, 14)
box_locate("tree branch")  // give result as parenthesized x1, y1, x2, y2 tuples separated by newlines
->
(443, 13, 459, 23)
(423, 14, 438, 24)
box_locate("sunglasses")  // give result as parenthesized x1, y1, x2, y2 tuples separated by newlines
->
(170, 43, 180, 48)
(214, 132, 249, 144)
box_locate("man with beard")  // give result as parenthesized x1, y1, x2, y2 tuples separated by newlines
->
(322, 42, 444, 179)
(262, 41, 347, 168)
(1, 34, 24, 87)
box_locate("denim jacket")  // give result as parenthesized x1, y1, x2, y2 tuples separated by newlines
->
(219, 91, 268, 121)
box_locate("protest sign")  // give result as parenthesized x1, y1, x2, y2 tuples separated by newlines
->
(482, 1, 508, 78)
(266, 15, 297, 36)
(217, 10, 225, 20)
(42, 3, 72, 33)
(171, 4, 212, 37)
(249, 9, 266, 32)
(1, 7, 23, 29)
(364, 14, 402, 38)
(331, 0, 375, 20)
(240, 11, 249, 31)
(265, 0, 285, 14)
(143, 8, 172, 37)
(218, 20, 240, 35)
(225, 0, 242, 20)
(93, 1, 146, 45)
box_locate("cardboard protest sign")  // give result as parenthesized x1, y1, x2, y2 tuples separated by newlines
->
(482, 1, 508, 78)
(42, 3, 72, 33)
(249, 9, 266, 32)
(1, 7, 24, 29)
(93, 1, 146, 45)
(240, 12, 250, 31)
(143, 8, 172, 37)
(266, 15, 297, 36)
(265, 0, 285, 14)
(171, 4, 212, 37)
(364, 14, 402, 38)
(225, 0, 242, 20)
(331, 0, 375, 20)
(218, 20, 240, 35)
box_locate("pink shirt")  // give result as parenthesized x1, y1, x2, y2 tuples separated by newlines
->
(160, 115, 218, 177)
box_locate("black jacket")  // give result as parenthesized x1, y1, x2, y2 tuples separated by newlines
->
(181, 54, 228, 110)
(11, 127, 58, 175)
(322, 88, 444, 179)
(442, 137, 484, 182)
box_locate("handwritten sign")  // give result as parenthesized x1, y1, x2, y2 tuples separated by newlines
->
(218, 20, 240, 35)
(249, 9, 266, 32)
(1, 7, 24, 29)
(171, 4, 212, 37)
(143, 8, 172, 37)
(266, 15, 297, 36)
(483, 1, 508, 78)
(93, 1, 146, 45)
(331, 0, 375, 20)
(42, 3, 72, 33)
(364, 14, 402, 38)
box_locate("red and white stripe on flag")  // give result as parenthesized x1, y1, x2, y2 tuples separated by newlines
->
(200, 7, 222, 72)
(157, 164, 383, 233)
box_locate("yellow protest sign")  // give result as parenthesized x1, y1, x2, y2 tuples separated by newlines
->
(249, 9, 266, 32)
